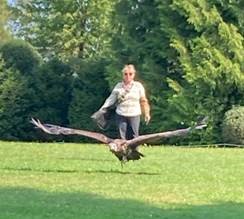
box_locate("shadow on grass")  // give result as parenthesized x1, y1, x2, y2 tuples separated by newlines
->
(0, 187, 244, 219)
(84, 169, 160, 175)
(58, 157, 115, 162)
(1, 167, 160, 175)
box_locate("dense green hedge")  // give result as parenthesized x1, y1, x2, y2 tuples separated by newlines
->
(0, 38, 242, 143)
(0, 40, 112, 141)
(222, 106, 244, 145)
(1, 39, 41, 74)
(1, 1, 243, 144)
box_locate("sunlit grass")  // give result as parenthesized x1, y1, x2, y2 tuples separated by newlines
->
(1, 141, 244, 218)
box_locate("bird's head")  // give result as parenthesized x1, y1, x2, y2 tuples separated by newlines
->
(108, 139, 127, 152)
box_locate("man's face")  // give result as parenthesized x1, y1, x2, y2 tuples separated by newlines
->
(123, 70, 135, 84)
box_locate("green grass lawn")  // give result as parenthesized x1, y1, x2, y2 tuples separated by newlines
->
(0, 141, 244, 219)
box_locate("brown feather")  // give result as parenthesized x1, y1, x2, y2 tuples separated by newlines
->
(31, 118, 112, 144)
(127, 125, 206, 148)
(31, 118, 207, 163)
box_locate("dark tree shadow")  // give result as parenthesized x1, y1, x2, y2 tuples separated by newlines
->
(1, 166, 160, 175)
(58, 157, 114, 162)
(0, 187, 244, 219)
(84, 169, 160, 175)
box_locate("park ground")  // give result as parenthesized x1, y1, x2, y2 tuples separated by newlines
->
(0, 141, 244, 219)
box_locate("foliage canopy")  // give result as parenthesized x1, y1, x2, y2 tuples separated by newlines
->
(0, 0, 243, 143)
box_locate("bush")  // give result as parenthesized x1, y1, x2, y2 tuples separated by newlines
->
(33, 58, 73, 125)
(222, 106, 244, 144)
(0, 39, 41, 74)
(68, 58, 118, 140)
(0, 41, 42, 140)
(0, 62, 35, 140)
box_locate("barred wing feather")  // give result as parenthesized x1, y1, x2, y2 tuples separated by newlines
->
(31, 118, 111, 144)
(127, 124, 207, 148)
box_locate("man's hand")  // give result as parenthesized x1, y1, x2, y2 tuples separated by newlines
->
(140, 97, 151, 125)
(145, 114, 151, 125)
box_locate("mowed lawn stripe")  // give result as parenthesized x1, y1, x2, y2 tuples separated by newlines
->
(1, 141, 244, 219)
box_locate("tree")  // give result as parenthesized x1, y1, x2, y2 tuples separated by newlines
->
(106, 0, 244, 143)
(0, 55, 37, 140)
(213, 0, 244, 34)
(0, 0, 11, 43)
(10, 0, 117, 60)
(0, 40, 44, 140)
(68, 58, 116, 140)
(33, 58, 73, 126)
(1, 39, 42, 74)
(159, 0, 244, 142)
(0, 40, 75, 141)
(105, 0, 181, 137)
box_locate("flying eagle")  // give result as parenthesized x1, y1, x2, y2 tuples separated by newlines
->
(31, 118, 207, 163)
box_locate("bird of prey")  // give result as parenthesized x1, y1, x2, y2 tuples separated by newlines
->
(31, 118, 207, 163)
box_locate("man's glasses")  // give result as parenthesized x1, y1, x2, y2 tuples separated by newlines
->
(124, 72, 133, 76)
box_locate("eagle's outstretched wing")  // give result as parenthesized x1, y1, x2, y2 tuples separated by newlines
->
(31, 118, 112, 144)
(127, 123, 207, 148)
